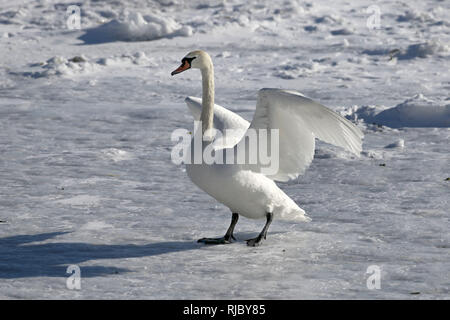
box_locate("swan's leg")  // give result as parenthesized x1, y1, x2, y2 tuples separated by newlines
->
(246, 212, 273, 247)
(198, 213, 239, 245)
(225, 212, 239, 241)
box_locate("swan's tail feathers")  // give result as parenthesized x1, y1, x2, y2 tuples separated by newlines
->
(278, 206, 311, 223)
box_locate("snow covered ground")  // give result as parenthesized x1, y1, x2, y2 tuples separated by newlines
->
(0, 0, 449, 299)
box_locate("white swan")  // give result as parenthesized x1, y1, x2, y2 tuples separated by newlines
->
(171, 50, 363, 246)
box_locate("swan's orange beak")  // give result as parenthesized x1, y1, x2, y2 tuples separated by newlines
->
(171, 60, 190, 76)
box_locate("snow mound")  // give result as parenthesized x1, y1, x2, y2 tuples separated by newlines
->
(101, 148, 134, 162)
(399, 40, 449, 59)
(273, 60, 325, 79)
(343, 94, 450, 128)
(79, 12, 192, 44)
(330, 28, 354, 36)
(21, 52, 154, 78)
(314, 14, 343, 25)
(384, 139, 405, 149)
(363, 40, 449, 60)
(26, 56, 99, 78)
(396, 8, 450, 29)
(97, 51, 155, 66)
(397, 9, 438, 24)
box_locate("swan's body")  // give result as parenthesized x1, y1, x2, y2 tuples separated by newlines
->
(171, 50, 363, 246)
(185, 96, 309, 222)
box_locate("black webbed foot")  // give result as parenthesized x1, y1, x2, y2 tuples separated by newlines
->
(246, 235, 265, 247)
(197, 235, 234, 245)
(246, 212, 273, 247)
(197, 213, 239, 245)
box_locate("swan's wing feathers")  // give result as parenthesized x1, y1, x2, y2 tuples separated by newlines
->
(185, 96, 202, 121)
(255, 89, 363, 154)
(243, 88, 363, 182)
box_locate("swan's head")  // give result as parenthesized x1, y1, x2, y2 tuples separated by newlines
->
(171, 50, 212, 76)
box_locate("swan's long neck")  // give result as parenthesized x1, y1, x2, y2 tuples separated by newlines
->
(200, 64, 214, 134)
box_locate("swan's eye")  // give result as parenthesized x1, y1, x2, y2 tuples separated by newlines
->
(182, 57, 196, 66)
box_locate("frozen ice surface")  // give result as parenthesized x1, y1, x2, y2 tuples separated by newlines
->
(0, 0, 449, 299)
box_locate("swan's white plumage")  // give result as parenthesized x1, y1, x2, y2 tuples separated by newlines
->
(184, 96, 311, 222)
(184, 89, 363, 222)
(177, 50, 363, 223)
(185, 96, 249, 149)
(186, 89, 364, 182)
(241, 88, 364, 181)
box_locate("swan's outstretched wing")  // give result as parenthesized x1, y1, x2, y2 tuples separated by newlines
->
(239, 88, 364, 182)
(185, 96, 249, 148)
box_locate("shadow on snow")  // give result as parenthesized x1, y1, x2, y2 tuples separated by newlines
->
(0, 232, 199, 279)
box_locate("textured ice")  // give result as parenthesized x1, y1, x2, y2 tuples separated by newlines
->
(0, 0, 449, 300)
